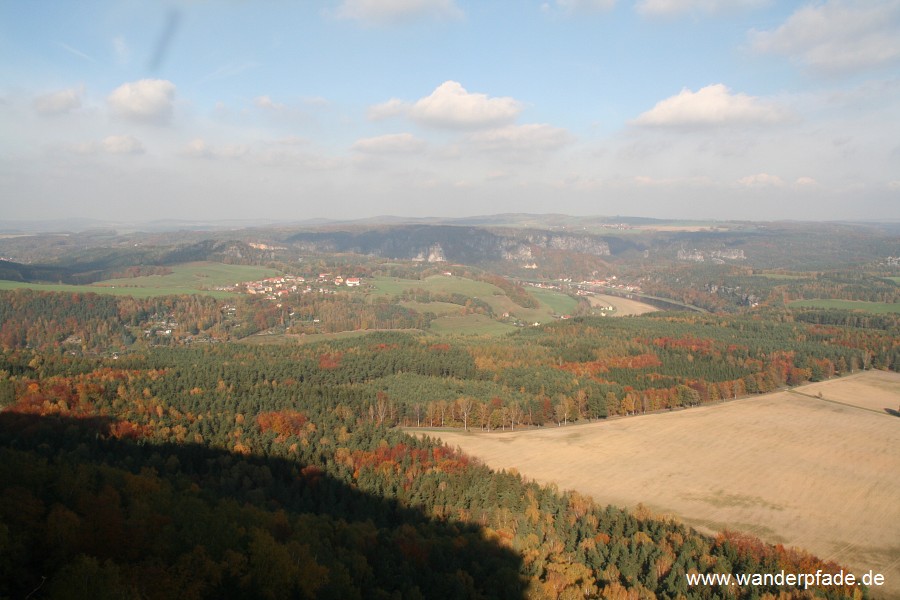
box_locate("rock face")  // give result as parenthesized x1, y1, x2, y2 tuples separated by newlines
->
(285, 226, 610, 264)
(412, 244, 447, 262)
(678, 247, 746, 262)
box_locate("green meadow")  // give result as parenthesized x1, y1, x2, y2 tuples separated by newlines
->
(789, 299, 900, 314)
(0, 262, 279, 299)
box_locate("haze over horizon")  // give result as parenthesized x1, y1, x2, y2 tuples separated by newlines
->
(2, 1, 900, 223)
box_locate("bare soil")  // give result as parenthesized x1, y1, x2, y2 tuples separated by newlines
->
(588, 293, 658, 316)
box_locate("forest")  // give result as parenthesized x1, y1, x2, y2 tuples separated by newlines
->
(2, 287, 896, 431)
(0, 339, 867, 599)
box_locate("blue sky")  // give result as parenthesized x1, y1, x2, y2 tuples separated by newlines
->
(2, 0, 899, 222)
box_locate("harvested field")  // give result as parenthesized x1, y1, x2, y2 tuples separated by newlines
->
(588, 293, 658, 316)
(433, 371, 900, 596)
(791, 370, 900, 415)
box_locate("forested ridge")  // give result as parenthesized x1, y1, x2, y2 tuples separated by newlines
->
(2, 286, 896, 430)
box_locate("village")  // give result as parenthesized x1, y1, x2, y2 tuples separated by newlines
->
(224, 272, 364, 301)
(524, 275, 642, 297)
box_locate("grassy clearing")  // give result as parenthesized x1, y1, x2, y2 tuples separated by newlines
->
(885, 277, 900, 284)
(0, 279, 235, 299)
(429, 314, 516, 335)
(398, 300, 464, 316)
(370, 275, 500, 298)
(529, 287, 579, 315)
(239, 329, 422, 346)
(432, 371, 900, 596)
(0, 262, 279, 299)
(95, 262, 279, 291)
(373, 275, 577, 329)
(752, 273, 812, 280)
(789, 299, 900, 314)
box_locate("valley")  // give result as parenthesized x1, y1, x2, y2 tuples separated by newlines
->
(0, 215, 897, 599)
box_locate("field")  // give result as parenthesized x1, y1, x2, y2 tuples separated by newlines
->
(372, 275, 580, 332)
(753, 273, 813, 280)
(429, 314, 516, 335)
(433, 371, 900, 596)
(588, 293, 658, 316)
(528, 287, 579, 315)
(398, 300, 464, 316)
(94, 262, 280, 292)
(0, 279, 232, 299)
(240, 329, 421, 345)
(789, 299, 900, 314)
(0, 262, 279, 299)
(370, 275, 499, 298)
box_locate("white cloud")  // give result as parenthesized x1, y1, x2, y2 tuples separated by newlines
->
(636, 0, 767, 16)
(351, 132, 426, 153)
(633, 175, 714, 187)
(368, 98, 408, 121)
(794, 176, 819, 187)
(107, 79, 176, 124)
(33, 87, 83, 116)
(185, 138, 212, 158)
(184, 137, 337, 170)
(184, 138, 249, 160)
(750, 0, 900, 75)
(334, 0, 463, 24)
(737, 173, 784, 187)
(549, 0, 617, 14)
(71, 135, 145, 155)
(368, 82, 523, 129)
(409, 81, 522, 129)
(254, 95, 286, 111)
(633, 84, 789, 128)
(888, 180, 900, 191)
(102, 135, 145, 155)
(468, 124, 572, 159)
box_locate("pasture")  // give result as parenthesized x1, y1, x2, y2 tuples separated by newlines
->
(0, 262, 279, 299)
(433, 371, 900, 596)
(429, 314, 516, 335)
(398, 300, 465, 316)
(528, 287, 579, 315)
(93, 262, 279, 292)
(372, 274, 579, 332)
(370, 275, 498, 298)
(789, 299, 900, 314)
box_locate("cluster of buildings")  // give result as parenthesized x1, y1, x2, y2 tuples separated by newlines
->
(677, 248, 746, 263)
(524, 276, 641, 296)
(237, 274, 363, 300)
(576, 276, 640, 294)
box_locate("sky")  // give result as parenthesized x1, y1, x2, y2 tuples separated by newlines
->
(1, 0, 899, 223)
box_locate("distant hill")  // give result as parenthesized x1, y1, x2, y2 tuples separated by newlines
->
(285, 225, 612, 265)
